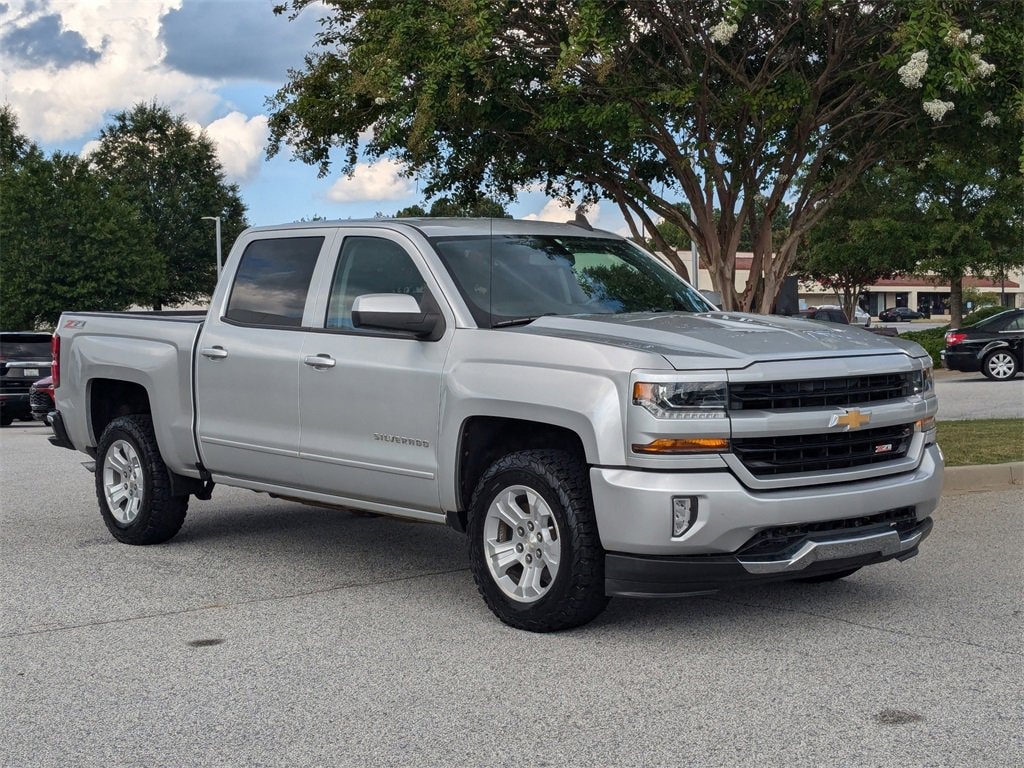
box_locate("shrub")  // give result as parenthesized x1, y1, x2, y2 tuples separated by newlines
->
(962, 304, 1011, 326)
(901, 328, 947, 367)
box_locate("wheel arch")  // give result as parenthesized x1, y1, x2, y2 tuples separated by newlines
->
(448, 416, 588, 533)
(89, 378, 152, 444)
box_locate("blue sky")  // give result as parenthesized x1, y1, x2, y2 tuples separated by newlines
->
(0, 0, 622, 231)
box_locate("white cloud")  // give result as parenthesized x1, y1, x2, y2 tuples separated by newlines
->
(0, 0, 220, 143)
(79, 139, 102, 158)
(523, 199, 602, 226)
(326, 159, 414, 203)
(203, 112, 270, 183)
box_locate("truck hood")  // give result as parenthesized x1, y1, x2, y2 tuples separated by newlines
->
(515, 312, 925, 370)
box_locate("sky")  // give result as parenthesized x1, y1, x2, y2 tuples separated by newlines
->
(0, 0, 622, 232)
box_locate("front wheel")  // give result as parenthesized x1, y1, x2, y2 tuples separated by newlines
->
(95, 415, 188, 544)
(467, 449, 608, 632)
(981, 349, 1019, 381)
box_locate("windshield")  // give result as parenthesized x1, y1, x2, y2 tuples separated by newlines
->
(430, 235, 713, 328)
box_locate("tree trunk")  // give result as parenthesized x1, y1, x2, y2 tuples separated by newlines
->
(949, 274, 964, 328)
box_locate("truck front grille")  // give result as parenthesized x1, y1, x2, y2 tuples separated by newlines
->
(732, 423, 914, 476)
(729, 373, 913, 410)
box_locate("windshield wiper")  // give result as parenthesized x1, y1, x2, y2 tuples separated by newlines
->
(492, 314, 554, 328)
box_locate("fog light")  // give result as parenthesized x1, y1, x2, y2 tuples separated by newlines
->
(672, 496, 697, 537)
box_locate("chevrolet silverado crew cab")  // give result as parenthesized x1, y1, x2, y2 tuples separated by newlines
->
(50, 219, 943, 631)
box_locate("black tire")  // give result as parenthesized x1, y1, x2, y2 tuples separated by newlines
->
(981, 349, 1019, 381)
(95, 414, 188, 545)
(467, 449, 608, 632)
(795, 567, 861, 584)
(0, 412, 13, 427)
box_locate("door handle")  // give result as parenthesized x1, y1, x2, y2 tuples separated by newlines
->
(303, 354, 337, 369)
(200, 346, 228, 360)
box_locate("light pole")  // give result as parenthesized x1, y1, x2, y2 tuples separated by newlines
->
(201, 216, 223, 278)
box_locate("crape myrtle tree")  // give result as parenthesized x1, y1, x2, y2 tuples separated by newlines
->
(267, 0, 1017, 312)
(90, 102, 248, 309)
(393, 195, 511, 217)
(796, 167, 924, 322)
(0, 105, 162, 329)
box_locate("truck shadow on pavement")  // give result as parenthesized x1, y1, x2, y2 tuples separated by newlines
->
(165, 498, 914, 633)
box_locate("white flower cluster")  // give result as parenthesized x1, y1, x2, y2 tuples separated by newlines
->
(945, 28, 985, 48)
(971, 54, 996, 78)
(980, 111, 1001, 127)
(898, 50, 928, 88)
(923, 99, 954, 122)
(710, 20, 738, 44)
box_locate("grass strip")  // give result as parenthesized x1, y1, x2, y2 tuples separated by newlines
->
(936, 418, 1024, 467)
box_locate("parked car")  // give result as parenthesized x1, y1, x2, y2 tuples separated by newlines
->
(30, 375, 55, 425)
(1, 332, 53, 426)
(799, 307, 849, 324)
(941, 308, 1024, 381)
(806, 305, 872, 327)
(879, 306, 925, 322)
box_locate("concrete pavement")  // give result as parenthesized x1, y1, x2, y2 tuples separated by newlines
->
(1, 424, 1022, 767)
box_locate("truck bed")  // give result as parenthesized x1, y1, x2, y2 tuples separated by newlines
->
(55, 310, 207, 478)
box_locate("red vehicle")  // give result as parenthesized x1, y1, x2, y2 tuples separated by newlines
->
(30, 375, 55, 425)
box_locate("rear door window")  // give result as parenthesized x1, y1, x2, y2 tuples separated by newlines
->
(225, 237, 324, 327)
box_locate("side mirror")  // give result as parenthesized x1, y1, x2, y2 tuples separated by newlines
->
(351, 294, 443, 340)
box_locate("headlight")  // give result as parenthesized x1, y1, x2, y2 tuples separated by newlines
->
(632, 381, 728, 419)
(911, 366, 934, 395)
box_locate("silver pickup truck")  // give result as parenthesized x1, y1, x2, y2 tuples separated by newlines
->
(51, 219, 943, 631)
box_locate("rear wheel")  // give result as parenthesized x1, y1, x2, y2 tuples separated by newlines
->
(95, 415, 188, 544)
(467, 449, 608, 632)
(981, 350, 1019, 380)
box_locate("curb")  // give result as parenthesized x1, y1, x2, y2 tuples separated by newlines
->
(942, 462, 1024, 494)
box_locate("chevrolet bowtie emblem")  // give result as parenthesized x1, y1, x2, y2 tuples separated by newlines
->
(829, 409, 871, 430)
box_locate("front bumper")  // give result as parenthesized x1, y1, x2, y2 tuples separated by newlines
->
(606, 518, 931, 597)
(591, 443, 943, 594)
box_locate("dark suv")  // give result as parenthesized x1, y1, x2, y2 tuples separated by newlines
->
(1, 332, 53, 426)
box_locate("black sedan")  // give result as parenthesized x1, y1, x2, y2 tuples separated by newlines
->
(878, 306, 925, 322)
(941, 308, 1024, 380)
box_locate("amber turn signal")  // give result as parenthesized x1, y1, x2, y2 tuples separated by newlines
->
(632, 438, 730, 454)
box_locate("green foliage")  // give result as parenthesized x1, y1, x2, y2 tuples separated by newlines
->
(1, 107, 163, 328)
(268, 0, 1019, 312)
(900, 327, 947, 367)
(963, 304, 1012, 326)
(90, 102, 248, 308)
(394, 196, 511, 218)
(960, 288, 1000, 311)
(798, 167, 923, 319)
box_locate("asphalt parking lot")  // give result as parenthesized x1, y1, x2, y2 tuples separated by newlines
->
(933, 368, 1024, 420)
(1, 423, 1021, 767)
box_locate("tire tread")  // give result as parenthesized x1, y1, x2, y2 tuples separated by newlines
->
(468, 449, 608, 632)
(95, 414, 188, 545)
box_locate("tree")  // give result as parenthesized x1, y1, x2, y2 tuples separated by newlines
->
(912, 144, 1023, 327)
(268, 0, 1018, 312)
(393, 195, 511, 218)
(796, 168, 923, 321)
(90, 102, 248, 309)
(1, 106, 163, 328)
